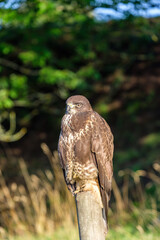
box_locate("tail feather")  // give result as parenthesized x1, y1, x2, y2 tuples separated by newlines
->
(100, 188, 109, 233)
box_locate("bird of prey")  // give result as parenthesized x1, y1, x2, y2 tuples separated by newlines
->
(58, 95, 114, 229)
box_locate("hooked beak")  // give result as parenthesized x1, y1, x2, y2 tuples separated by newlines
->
(66, 103, 74, 113)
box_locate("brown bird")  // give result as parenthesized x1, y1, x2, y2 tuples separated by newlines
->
(58, 95, 114, 229)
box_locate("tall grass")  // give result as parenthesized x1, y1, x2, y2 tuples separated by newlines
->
(0, 143, 159, 239)
(0, 144, 76, 238)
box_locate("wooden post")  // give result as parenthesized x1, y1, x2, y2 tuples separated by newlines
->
(75, 191, 106, 240)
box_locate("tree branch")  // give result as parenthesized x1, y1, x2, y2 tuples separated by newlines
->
(0, 58, 39, 76)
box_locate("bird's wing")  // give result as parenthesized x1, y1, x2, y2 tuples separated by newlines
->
(58, 132, 65, 169)
(91, 112, 114, 224)
(58, 131, 76, 194)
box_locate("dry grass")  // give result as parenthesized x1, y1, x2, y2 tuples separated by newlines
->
(0, 143, 159, 239)
(0, 143, 76, 238)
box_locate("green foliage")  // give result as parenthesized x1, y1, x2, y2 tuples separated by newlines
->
(140, 133, 160, 147)
(0, 74, 27, 109)
(0, 0, 160, 114)
(0, 0, 96, 109)
(39, 67, 82, 89)
(0, 88, 13, 109)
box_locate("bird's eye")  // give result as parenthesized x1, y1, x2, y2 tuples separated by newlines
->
(76, 103, 82, 108)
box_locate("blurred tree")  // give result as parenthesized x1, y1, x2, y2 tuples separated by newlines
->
(0, 0, 160, 114)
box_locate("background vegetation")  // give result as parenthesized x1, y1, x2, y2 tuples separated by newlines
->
(0, 0, 160, 239)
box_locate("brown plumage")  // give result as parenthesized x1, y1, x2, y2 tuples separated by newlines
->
(58, 95, 114, 229)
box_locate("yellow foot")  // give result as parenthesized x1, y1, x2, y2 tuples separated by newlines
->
(74, 189, 80, 194)
(74, 183, 89, 195)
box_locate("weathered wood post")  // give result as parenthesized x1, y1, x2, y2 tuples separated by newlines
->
(75, 191, 106, 240)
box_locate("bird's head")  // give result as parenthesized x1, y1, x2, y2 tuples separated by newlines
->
(66, 95, 92, 115)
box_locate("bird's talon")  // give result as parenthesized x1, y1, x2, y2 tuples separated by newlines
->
(74, 189, 80, 194)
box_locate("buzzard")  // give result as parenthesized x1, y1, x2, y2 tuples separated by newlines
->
(58, 95, 114, 228)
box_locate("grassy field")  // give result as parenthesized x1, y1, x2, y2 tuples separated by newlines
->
(0, 148, 159, 240)
(7, 225, 160, 240)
